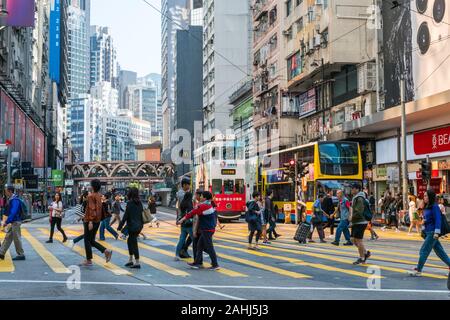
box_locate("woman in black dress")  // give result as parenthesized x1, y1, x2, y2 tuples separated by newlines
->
(118, 188, 144, 269)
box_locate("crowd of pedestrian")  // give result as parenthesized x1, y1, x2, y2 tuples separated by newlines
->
(1, 178, 450, 287)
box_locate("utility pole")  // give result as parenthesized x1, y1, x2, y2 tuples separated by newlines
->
(400, 78, 408, 211)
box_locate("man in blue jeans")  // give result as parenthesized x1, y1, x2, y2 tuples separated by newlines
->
(331, 190, 353, 246)
(99, 193, 118, 241)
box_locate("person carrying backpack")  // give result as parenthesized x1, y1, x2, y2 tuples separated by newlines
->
(0, 185, 26, 261)
(408, 189, 450, 283)
(350, 183, 371, 265)
(245, 191, 263, 250)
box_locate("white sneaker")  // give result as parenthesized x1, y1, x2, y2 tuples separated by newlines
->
(395, 228, 400, 233)
(381, 226, 386, 231)
(408, 269, 422, 277)
(67, 240, 75, 249)
(174, 256, 181, 261)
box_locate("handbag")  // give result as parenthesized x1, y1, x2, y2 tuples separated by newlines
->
(142, 208, 152, 224)
(440, 213, 450, 237)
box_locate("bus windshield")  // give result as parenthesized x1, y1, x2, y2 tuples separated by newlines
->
(318, 142, 359, 176)
(316, 180, 362, 201)
(270, 183, 295, 202)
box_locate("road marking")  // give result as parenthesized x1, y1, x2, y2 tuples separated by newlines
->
(191, 286, 245, 300)
(204, 228, 448, 270)
(0, 279, 448, 295)
(64, 229, 190, 277)
(212, 234, 448, 279)
(39, 228, 132, 276)
(0, 251, 14, 273)
(149, 234, 311, 279)
(22, 229, 70, 274)
(154, 232, 381, 279)
(127, 233, 247, 278)
(99, 241, 190, 277)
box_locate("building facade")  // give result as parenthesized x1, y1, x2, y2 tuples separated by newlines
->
(202, 0, 251, 142)
(90, 25, 117, 88)
(161, 0, 190, 152)
(173, 26, 204, 177)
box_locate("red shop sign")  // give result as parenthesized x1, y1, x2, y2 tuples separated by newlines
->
(414, 126, 450, 155)
(417, 178, 441, 198)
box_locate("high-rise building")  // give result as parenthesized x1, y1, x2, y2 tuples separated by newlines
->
(69, 94, 93, 162)
(90, 81, 119, 115)
(173, 26, 204, 176)
(90, 26, 117, 88)
(118, 70, 137, 109)
(202, 0, 251, 142)
(127, 84, 160, 139)
(161, 0, 190, 151)
(67, 0, 91, 99)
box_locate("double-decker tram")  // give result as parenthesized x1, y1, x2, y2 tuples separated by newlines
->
(193, 136, 246, 221)
(261, 141, 363, 223)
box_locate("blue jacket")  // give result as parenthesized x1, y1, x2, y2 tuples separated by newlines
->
(5, 194, 22, 224)
(423, 204, 442, 234)
(184, 201, 217, 232)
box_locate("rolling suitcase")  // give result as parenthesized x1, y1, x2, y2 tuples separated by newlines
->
(294, 222, 311, 243)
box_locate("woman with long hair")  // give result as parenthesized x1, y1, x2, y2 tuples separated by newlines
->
(46, 193, 68, 243)
(81, 179, 113, 267)
(409, 189, 450, 279)
(118, 188, 144, 269)
(408, 195, 421, 235)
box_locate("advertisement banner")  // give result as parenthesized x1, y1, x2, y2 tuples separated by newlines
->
(34, 127, 45, 168)
(413, 126, 450, 155)
(52, 170, 64, 187)
(26, 117, 34, 162)
(15, 107, 26, 158)
(5, 93, 15, 146)
(49, 0, 61, 83)
(0, 0, 35, 27)
(299, 88, 316, 119)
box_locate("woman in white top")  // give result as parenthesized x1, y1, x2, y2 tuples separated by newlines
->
(46, 193, 68, 243)
(408, 196, 421, 235)
(438, 197, 446, 214)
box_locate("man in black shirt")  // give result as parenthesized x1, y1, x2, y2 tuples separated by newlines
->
(322, 189, 335, 236)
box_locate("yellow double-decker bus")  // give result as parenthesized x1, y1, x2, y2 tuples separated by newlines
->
(261, 141, 363, 223)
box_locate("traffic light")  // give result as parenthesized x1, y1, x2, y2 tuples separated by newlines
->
(11, 152, 21, 180)
(298, 161, 310, 178)
(421, 159, 431, 181)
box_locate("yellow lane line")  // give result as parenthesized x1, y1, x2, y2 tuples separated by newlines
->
(64, 229, 189, 277)
(39, 228, 132, 276)
(149, 234, 310, 279)
(198, 228, 448, 270)
(155, 230, 446, 279)
(0, 252, 14, 273)
(22, 229, 70, 274)
(105, 232, 247, 278)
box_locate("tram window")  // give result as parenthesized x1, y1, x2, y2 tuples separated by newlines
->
(223, 146, 235, 160)
(212, 147, 220, 160)
(236, 147, 244, 160)
(212, 179, 222, 195)
(235, 179, 245, 194)
(224, 180, 234, 194)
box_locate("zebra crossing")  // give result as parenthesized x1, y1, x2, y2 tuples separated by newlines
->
(0, 220, 449, 285)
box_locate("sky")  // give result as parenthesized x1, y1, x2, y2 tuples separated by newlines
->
(90, 0, 161, 77)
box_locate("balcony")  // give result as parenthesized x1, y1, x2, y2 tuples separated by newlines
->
(253, 0, 269, 21)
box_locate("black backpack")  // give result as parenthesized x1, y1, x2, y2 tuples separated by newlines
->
(440, 214, 450, 237)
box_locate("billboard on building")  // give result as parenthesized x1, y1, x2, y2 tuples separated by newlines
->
(49, 0, 61, 84)
(0, 0, 35, 27)
(383, 0, 450, 108)
(34, 126, 45, 168)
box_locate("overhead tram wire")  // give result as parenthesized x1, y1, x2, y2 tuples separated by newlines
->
(141, 0, 250, 78)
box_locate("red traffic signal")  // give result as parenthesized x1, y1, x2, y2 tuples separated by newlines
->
(289, 160, 295, 166)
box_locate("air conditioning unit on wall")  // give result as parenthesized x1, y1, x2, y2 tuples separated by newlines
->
(357, 62, 377, 94)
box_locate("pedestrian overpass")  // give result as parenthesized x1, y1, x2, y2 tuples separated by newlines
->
(65, 161, 175, 204)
